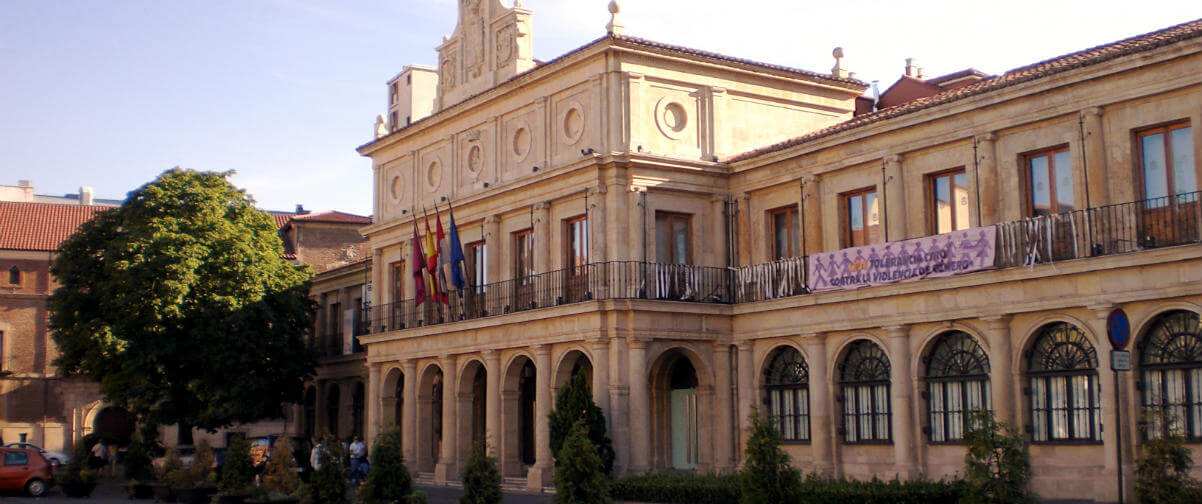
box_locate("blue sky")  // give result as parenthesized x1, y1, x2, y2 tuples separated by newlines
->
(2, 0, 1199, 216)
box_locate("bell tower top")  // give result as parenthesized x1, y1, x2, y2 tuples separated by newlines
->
(436, 0, 535, 110)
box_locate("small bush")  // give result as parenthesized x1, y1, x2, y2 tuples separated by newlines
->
(124, 433, 154, 481)
(459, 439, 502, 504)
(59, 441, 99, 487)
(360, 427, 413, 504)
(1135, 427, 1202, 504)
(609, 472, 964, 504)
(961, 410, 1036, 504)
(408, 490, 429, 504)
(221, 434, 254, 494)
(554, 420, 609, 504)
(183, 439, 217, 487)
(609, 473, 739, 504)
(302, 433, 348, 504)
(261, 439, 301, 497)
(741, 409, 801, 503)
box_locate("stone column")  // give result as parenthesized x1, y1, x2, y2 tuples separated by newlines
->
(436, 355, 458, 484)
(804, 333, 833, 476)
(367, 363, 382, 446)
(736, 342, 754, 463)
(885, 325, 916, 477)
(401, 359, 418, 464)
(801, 174, 823, 255)
(484, 215, 502, 284)
(975, 133, 999, 225)
(711, 195, 728, 267)
(610, 337, 630, 474)
(1081, 107, 1109, 208)
(483, 350, 501, 456)
(982, 315, 1015, 424)
(628, 187, 646, 264)
(534, 202, 551, 273)
(529, 345, 554, 489)
(588, 185, 609, 298)
(711, 342, 734, 472)
(627, 338, 651, 473)
(590, 338, 611, 416)
(884, 154, 907, 241)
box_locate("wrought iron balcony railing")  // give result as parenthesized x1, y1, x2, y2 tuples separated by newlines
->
(360, 191, 1200, 334)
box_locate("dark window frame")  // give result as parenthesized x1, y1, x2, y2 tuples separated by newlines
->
(838, 339, 893, 444)
(924, 331, 991, 444)
(1026, 322, 1102, 444)
(767, 205, 801, 260)
(564, 215, 589, 273)
(763, 346, 811, 443)
(513, 229, 535, 285)
(1138, 310, 1202, 442)
(654, 212, 693, 265)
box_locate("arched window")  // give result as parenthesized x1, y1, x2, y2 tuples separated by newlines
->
(1027, 322, 1100, 442)
(763, 346, 810, 442)
(1139, 310, 1202, 439)
(7, 266, 18, 285)
(925, 331, 991, 443)
(839, 339, 891, 443)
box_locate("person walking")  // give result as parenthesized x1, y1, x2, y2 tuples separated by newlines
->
(348, 436, 366, 485)
(309, 438, 323, 472)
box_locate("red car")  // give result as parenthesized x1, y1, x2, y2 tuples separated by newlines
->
(0, 446, 53, 497)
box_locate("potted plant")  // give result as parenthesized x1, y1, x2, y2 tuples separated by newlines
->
(152, 447, 183, 502)
(248, 439, 302, 504)
(124, 432, 157, 499)
(59, 441, 99, 498)
(173, 439, 219, 504)
(215, 434, 255, 504)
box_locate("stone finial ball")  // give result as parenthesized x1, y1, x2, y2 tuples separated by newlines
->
(833, 47, 844, 59)
(609, 1, 621, 14)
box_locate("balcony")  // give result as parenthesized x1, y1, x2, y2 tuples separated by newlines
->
(363, 191, 1200, 333)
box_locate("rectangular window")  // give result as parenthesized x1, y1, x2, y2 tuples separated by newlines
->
(565, 216, 588, 272)
(389, 111, 398, 132)
(390, 261, 404, 303)
(329, 302, 342, 356)
(843, 188, 881, 247)
(1139, 122, 1196, 201)
(768, 205, 800, 259)
(466, 241, 487, 290)
(929, 169, 970, 234)
(1025, 147, 1074, 216)
(389, 82, 398, 104)
(513, 230, 535, 284)
(655, 212, 692, 264)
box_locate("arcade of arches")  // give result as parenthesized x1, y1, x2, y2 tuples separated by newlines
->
(352, 305, 1202, 494)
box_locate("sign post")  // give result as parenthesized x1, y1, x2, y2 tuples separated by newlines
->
(1107, 308, 1131, 504)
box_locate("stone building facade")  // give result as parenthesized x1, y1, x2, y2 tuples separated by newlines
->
(355, 4, 1202, 501)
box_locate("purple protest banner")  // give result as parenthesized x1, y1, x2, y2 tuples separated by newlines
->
(807, 226, 996, 292)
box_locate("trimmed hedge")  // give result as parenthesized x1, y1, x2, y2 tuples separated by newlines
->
(610, 473, 965, 504)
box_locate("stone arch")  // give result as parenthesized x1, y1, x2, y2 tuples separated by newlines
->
(648, 345, 714, 472)
(753, 339, 807, 392)
(457, 359, 488, 464)
(1132, 302, 1202, 350)
(500, 353, 537, 478)
(552, 348, 593, 391)
(1014, 313, 1097, 375)
(914, 322, 990, 381)
(381, 367, 404, 430)
(416, 362, 444, 472)
(828, 332, 890, 382)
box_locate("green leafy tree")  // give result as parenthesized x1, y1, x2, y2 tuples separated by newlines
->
(360, 426, 414, 504)
(261, 439, 301, 497)
(553, 420, 609, 504)
(740, 409, 801, 504)
(1135, 410, 1202, 504)
(459, 439, 502, 504)
(221, 434, 255, 494)
(549, 371, 614, 475)
(48, 169, 315, 432)
(961, 410, 1036, 504)
(303, 433, 348, 504)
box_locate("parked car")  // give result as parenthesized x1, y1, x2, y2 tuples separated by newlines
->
(3, 442, 69, 468)
(0, 446, 54, 497)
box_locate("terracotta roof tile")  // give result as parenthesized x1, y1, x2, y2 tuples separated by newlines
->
(0, 201, 110, 252)
(288, 211, 372, 224)
(727, 18, 1202, 163)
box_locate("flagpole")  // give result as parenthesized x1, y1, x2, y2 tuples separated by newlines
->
(446, 198, 468, 319)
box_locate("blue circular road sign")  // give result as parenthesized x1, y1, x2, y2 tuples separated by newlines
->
(1108, 308, 1131, 350)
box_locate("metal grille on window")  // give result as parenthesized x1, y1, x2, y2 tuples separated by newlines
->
(763, 346, 810, 441)
(1139, 310, 1202, 440)
(925, 331, 991, 442)
(839, 339, 891, 443)
(1027, 322, 1101, 442)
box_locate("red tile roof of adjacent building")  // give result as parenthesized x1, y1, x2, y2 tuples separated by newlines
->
(288, 211, 372, 224)
(0, 201, 110, 252)
(726, 18, 1202, 163)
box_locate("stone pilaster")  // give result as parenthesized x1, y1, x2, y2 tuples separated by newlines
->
(885, 325, 915, 478)
(435, 355, 458, 484)
(627, 338, 650, 473)
(483, 350, 501, 456)
(736, 342, 754, 463)
(401, 359, 418, 464)
(801, 174, 823, 255)
(528, 345, 553, 489)
(883, 154, 906, 241)
(367, 363, 382, 446)
(589, 338, 611, 415)
(803, 333, 833, 476)
(711, 342, 734, 472)
(975, 133, 999, 225)
(1081, 107, 1109, 207)
(982, 315, 1015, 424)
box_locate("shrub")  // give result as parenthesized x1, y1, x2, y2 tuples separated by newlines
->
(158, 447, 184, 485)
(609, 473, 739, 504)
(124, 433, 154, 481)
(741, 409, 801, 504)
(221, 434, 255, 494)
(408, 490, 429, 504)
(183, 439, 217, 487)
(549, 371, 614, 475)
(302, 433, 348, 504)
(59, 441, 99, 487)
(609, 472, 964, 504)
(961, 410, 1036, 504)
(459, 439, 502, 504)
(360, 426, 413, 504)
(553, 420, 609, 504)
(1135, 425, 1202, 504)
(261, 439, 301, 497)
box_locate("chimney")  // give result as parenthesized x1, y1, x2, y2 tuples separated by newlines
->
(905, 58, 923, 79)
(295, 204, 310, 215)
(18, 180, 31, 187)
(80, 186, 94, 206)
